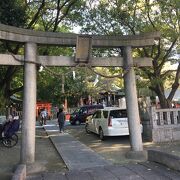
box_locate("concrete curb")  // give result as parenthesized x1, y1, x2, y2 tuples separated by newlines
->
(12, 164, 26, 180)
(148, 150, 180, 171)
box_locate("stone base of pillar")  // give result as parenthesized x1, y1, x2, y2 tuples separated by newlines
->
(12, 164, 26, 180)
(126, 150, 147, 161)
(26, 162, 46, 174)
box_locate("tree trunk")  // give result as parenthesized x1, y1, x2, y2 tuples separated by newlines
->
(158, 93, 172, 108)
(154, 84, 172, 108)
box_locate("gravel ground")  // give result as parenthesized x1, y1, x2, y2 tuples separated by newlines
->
(0, 127, 67, 180)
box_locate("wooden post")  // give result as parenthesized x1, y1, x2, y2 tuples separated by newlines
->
(62, 74, 65, 93)
(64, 97, 68, 112)
(80, 97, 84, 106)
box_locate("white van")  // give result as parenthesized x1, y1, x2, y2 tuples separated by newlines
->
(85, 107, 143, 140)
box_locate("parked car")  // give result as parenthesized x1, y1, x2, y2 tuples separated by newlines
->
(69, 104, 104, 125)
(85, 107, 143, 140)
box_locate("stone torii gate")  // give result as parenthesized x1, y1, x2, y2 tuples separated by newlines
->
(0, 23, 160, 164)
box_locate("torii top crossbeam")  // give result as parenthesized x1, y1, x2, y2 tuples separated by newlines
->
(0, 23, 160, 47)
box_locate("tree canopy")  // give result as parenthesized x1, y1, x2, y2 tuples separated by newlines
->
(0, 0, 85, 109)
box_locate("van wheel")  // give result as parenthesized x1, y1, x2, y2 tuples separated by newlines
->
(75, 120, 80, 125)
(99, 128, 105, 141)
(85, 124, 90, 134)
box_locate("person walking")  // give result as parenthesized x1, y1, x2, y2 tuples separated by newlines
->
(57, 108, 65, 133)
(40, 109, 47, 125)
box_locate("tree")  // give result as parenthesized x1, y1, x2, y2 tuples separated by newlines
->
(71, 0, 180, 108)
(0, 0, 26, 109)
(0, 0, 82, 108)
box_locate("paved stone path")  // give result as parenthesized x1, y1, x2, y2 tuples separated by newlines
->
(51, 134, 111, 170)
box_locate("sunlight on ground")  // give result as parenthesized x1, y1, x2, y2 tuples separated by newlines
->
(45, 129, 59, 132)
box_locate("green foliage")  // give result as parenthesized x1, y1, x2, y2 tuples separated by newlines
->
(0, 88, 7, 114)
(0, 0, 83, 108)
(37, 66, 95, 107)
(0, 0, 27, 27)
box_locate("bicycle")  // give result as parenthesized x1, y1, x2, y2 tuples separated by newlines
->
(0, 117, 20, 148)
(0, 132, 18, 148)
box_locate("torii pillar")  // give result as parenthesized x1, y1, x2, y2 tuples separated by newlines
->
(21, 42, 37, 163)
(123, 46, 146, 159)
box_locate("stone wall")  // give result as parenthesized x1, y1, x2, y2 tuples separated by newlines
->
(139, 97, 180, 142)
(149, 107, 180, 142)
